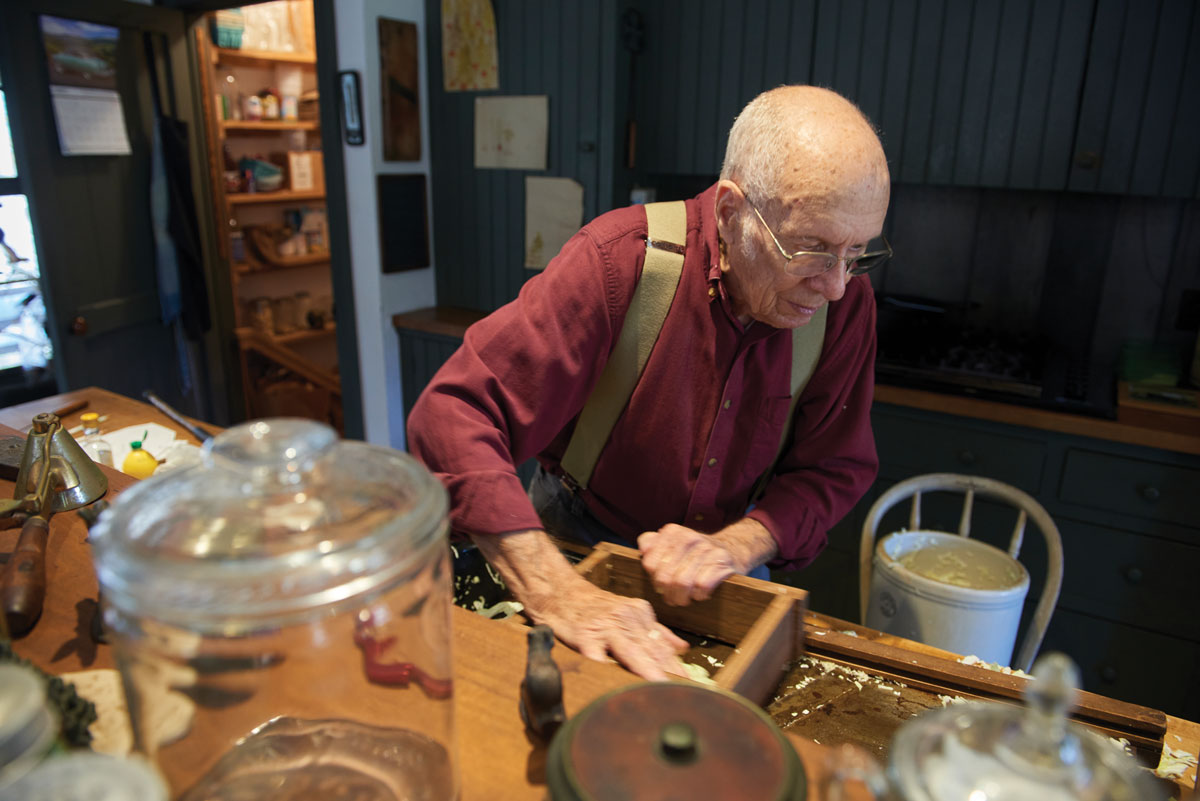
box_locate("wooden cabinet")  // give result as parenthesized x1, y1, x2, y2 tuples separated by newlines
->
(196, 6, 342, 429)
(778, 402, 1200, 719)
(630, 0, 1200, 197)
(1068, 0, 1200, 197)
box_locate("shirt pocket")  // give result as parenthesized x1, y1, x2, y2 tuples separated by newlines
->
(739, 394, 793, 483)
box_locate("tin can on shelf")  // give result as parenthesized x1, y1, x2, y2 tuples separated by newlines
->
(90, 420, 457, 800)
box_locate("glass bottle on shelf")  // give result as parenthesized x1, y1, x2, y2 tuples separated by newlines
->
(79, 412, 113, 467)
(217, 66, 241, 121)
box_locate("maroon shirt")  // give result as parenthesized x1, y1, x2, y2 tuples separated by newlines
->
(407, 184, 878, 570)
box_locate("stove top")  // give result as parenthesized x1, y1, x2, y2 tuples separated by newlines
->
(874, 295, 1114, 418)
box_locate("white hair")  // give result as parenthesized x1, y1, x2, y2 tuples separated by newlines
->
(719, 92, 796, 205)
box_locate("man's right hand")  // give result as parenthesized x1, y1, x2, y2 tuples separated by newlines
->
(469, 529, 690, 681)
(529, 576, 690, 681)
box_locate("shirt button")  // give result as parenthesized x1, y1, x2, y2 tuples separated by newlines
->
(723, 399, 731, 410)
(707, 457, 717, 467)
(707, 286, 717, 299)
(694, 513, 704, 522)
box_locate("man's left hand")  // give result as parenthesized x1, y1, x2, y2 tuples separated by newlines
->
(638, 518, 779, 606)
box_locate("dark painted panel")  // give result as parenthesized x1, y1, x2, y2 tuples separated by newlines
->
(761, 0, 797, 91)
(1161, 6, 1200, 198)
(856, 1, 891, 126)
(878, 0, 918, 171)
(978, 0, 1034, 187)
(1130, 0, 1196, 197)
(924, 0, 971, 184)
(898, 0, 946, 183)
(784, 0, 816, 86)
(674, 0, 701, 175)
(426, 0, 621, 313)
(1094, 2, 1160, 193)
(1039, 0, 1093, 190)
(1068, 0, 1127, 192)
(1008, 0, 1067, 188)
(738, 0, 769, 125)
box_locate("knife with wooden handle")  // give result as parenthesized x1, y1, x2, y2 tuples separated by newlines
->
(1, 513, 49, 636)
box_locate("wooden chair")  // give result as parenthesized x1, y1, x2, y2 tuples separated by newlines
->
(859, 473, 1064, 672)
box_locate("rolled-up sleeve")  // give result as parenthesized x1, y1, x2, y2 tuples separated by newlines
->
(406, 229, 624, 538)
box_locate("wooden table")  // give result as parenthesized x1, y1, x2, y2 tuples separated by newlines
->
(2, 386, 1196, 797)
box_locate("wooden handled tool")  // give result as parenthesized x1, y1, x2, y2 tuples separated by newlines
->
(1, 513, 50, 635)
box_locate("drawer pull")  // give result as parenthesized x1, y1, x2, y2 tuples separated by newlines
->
(1100, 665, 1118, 684)
(1139, 485, 1161, 503)
(957, 450, 977, 466)
(1123, 566, 1143, 584)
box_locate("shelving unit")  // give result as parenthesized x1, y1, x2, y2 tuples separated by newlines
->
(226, 188, 325, 206)
(222, 120, 320, 133)
(196, 1, 341, 431)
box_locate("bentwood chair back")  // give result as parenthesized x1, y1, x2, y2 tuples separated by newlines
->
(859, 473, 1064, 672)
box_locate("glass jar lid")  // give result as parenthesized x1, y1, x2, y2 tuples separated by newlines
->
(91, 419, 447, 633)
(888, 653, 1161, 801)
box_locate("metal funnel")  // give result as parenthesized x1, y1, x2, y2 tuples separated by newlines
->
(14, 412, 108, 512)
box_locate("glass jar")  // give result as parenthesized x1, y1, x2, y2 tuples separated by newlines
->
(90, 419, 456, 800)
(826, 652, 1161, 801)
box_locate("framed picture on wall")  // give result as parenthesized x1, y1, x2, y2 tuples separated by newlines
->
(378, 17, 420, 161)
(377, 174, 429, 273)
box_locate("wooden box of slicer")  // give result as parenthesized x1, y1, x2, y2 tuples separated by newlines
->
(574, 541, 806, 706)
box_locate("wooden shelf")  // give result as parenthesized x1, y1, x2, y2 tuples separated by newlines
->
(236, 324, 335, 347)
(214, 47, 315, 66)
(234, 254, 331, 275)
(227, 189, 325, 206)
(222, 120, 320, 134)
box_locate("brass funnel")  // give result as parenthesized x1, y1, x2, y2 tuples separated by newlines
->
(14, 412, 108, 513)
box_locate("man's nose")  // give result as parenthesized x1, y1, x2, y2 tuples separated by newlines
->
(808, 260, 849, 301)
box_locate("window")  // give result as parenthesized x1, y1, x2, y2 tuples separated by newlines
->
(0, 73, 52, 372)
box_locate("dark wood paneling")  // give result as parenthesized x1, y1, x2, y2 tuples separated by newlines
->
(1161, 4, 1200, 198)
(1127, 0, 1194, 197)
(424, 0, 622, 313)
(399, 330, 462, 420)
(1069, 0, 1200, 197)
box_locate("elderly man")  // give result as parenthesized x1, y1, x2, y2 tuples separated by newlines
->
(408, 85, 891, 680)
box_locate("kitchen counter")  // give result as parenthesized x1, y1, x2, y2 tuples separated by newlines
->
(4, 386, 1198, 796)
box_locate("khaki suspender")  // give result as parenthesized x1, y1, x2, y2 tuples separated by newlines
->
(560, 200, 828, 499)
(560, 201, 688, 488)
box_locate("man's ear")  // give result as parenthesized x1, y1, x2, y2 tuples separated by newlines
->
(713, 180, 743, 233)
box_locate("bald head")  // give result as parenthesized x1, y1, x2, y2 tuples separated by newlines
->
(720, 86, 890, 214)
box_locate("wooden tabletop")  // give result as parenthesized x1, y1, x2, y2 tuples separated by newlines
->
(3, 386, 1196, 796)
(0, 387, 856, 798)
(0, 386, 212, 448)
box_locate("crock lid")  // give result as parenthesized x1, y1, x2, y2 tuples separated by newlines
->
(546, 682, 807, 801)
(91, 419, 447, 633)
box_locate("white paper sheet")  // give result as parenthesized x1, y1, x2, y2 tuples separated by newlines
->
(474, 95, 547, 170)
(50, 85, 131, 156)
(525, 176, 583, 270)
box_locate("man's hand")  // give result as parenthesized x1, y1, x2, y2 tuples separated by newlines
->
(532, 578, 690, 681)
(470, 529, 689, 680)
(639, 518, 779, 606)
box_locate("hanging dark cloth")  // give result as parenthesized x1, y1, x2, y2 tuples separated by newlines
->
(143, 33, 210, 340)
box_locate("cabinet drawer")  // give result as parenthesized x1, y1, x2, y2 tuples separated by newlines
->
(1041, 610, 1200, 720)
(872, 414, 1045, 495)
(1059, 449, 1200, 530)
(1057, 519, 1200, 640)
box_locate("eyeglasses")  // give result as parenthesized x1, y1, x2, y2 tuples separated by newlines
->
(745, 196, 892, 278)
